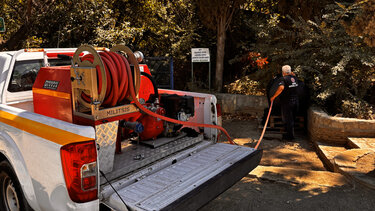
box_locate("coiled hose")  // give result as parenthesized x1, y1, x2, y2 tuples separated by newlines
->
(81, 51, 130, 107)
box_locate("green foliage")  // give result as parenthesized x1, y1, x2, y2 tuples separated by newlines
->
(0, 0, 27, 39)
(251, 2, 375, 119)
(242, 0, 278, 14)
(106, 0, 199, 90)
(346, 0, 375, 47)
(342, 98, 373, 119)
(0, 0, 198, 57)
(35, 0, 110, 48)
(0, 0, 107, 49)
(0, 0, 201, 90)
(97, 0, 196, 60)
(277, 0, 332, 21)
(224, 76, 264, 96)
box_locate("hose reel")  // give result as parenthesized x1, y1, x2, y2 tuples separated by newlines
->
(71, 44, 141, 120)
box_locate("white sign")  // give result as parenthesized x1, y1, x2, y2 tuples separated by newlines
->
(192, 48, 210, 63)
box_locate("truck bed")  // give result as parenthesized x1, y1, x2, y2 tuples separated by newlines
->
(100, 140, 262, 211)
(102, 134, 204, 182)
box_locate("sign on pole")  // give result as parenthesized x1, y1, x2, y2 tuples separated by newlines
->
(191, 48, 211, 90)
(0, 18, 5, 32)
(192, 48, 210, 62)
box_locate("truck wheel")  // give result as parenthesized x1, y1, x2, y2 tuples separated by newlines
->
(0, 161, 31, 211)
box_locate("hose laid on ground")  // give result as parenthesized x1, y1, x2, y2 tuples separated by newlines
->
(254, 101, 273, 149)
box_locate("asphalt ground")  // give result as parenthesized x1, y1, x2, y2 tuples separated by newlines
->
(200, 116, 375, 211)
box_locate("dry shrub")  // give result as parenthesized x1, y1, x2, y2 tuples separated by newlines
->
(224, 76, 265, 96)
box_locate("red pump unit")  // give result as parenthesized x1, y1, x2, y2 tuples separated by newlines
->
(32, 66, 73, 123)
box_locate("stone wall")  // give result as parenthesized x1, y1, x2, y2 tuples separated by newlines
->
(215, 93, 268, 117)
(308, 107, 375, 144)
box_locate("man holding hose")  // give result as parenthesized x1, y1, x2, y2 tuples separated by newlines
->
(270, 65, 299, 140)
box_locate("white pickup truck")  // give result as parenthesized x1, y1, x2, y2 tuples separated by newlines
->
(0, 48, 262, 211)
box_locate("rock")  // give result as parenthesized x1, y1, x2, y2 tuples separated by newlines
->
(334, 149, 373, 168)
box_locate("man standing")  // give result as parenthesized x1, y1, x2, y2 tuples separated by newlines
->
(270, 65, 299, 140)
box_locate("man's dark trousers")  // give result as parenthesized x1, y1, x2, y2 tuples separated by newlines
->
(281, 98, 299, 140)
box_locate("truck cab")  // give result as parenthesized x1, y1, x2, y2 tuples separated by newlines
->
(0, 47, 262, 211)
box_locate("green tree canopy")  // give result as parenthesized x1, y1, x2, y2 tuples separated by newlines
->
(245, 2, 375, 119)
(346, 0, 375, 47)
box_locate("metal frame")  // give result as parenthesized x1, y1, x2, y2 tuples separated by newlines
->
(143, 57, 174, 89)
(70, 45, 141, 121)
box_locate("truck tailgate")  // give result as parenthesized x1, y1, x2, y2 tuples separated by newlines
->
(105, 143, 262, 211)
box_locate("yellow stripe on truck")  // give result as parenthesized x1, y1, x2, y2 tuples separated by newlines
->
(32, 88, 71, 100)
(0, 110, 93, 145)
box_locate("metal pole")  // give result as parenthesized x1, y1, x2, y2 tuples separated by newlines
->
(170, 57, 174, 89)
(191, 62, 194, 83)
(209, 61, 211, 91)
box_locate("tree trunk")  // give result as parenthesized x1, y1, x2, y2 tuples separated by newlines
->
(215, 16, 226, 92)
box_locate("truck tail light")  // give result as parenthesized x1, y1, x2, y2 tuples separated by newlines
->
(61, 141, 98, 203)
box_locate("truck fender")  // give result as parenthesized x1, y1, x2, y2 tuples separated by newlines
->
(0, 132, 40, 211)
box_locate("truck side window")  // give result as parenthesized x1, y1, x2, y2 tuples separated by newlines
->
(7, 58, 71, 92)
(8, 60, 43, 92)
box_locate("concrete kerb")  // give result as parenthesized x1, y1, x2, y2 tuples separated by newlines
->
(215, 93, 268, 117)
(308, 107, 375, 144)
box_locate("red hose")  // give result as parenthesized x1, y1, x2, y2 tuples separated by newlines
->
(109, 52, 128, 101)
(81, 56, 102, 93)
(101, 56, 113, 100)
(99, 52, 120, 106)
(254, 101, 273, 149)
